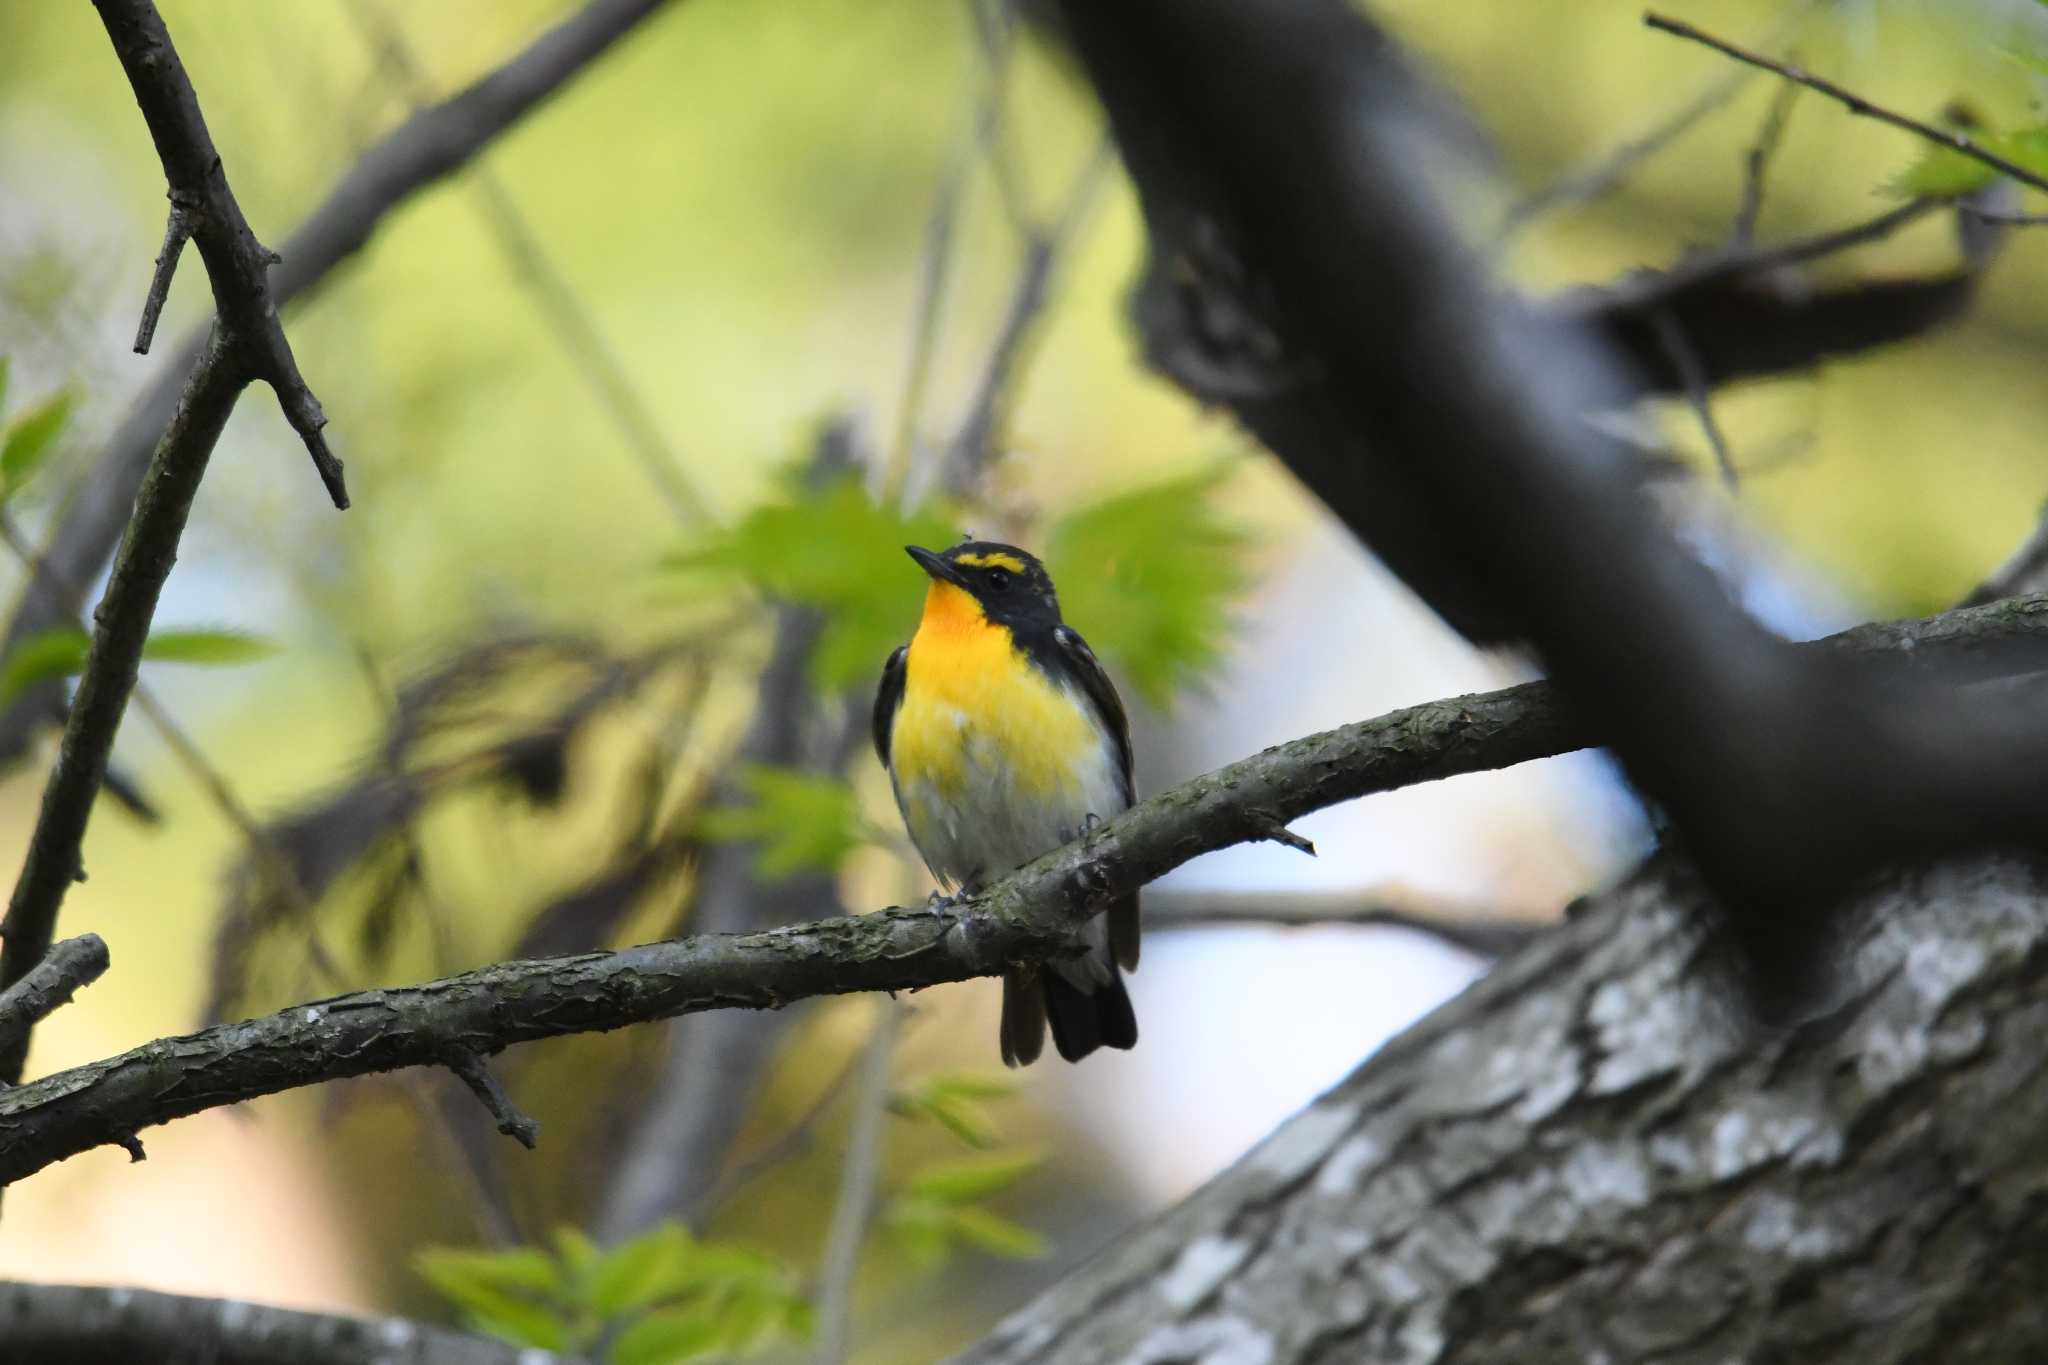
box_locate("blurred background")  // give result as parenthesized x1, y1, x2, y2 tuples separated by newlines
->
(1, 0, 2044, 1358)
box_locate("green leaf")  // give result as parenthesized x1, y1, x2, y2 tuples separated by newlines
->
(553, 1226, 601, 1286)
(917, 1094, 999, 1148)
(414, 1246, 563, 1300)
(699, 765, 864, 879)
(923, 1070, 1020, 1101)
(885, 1197, 953, 1270)
(1884, 111, 2048, 200)
(609, 1308, 722, 1365)
(0, 357, 11, 418)
(1889, 143, 1997, 198)
(0, 389, 72, 498)
(466, 1304, 570, 1353)
(589, 1223, 693, 1317)
(947, 1204, 1049, 1260)
(0, 626, 88, 703)
(907, 1148, 1045, 1204)
(670, 465, 957, 691)
(142, 628, 277, 666)
(1047, 468, 1253, 708)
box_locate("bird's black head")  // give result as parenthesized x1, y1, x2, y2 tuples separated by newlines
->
(905, 540, 1062, 629)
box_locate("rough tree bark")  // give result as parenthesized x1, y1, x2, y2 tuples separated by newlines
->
(958, 850, 2048, 1364)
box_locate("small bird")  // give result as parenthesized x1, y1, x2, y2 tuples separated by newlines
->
(874, 541, 1138, 1066)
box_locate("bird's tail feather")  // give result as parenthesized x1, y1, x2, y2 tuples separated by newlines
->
(1043, 964, 1137, 1064)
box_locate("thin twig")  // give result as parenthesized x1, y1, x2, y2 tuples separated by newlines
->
(1, 0, 350, 1083)
(1733, 79, 1801, 245)
(6, 592, 2048, 1183)
(0, 934, 109, 1057)
(93, 0, 349, 506)
(1143, 892, 1546, 958)
(699, 1044, 866, 1217)
(444, 1048, 540, 1150)
(812, 999, 901, 1365)
(0, 0, 680, 788)
(1649, 308, 1739, 490)
(133, 199, 192, 355)
(884, 0, 1024, 505)
(346, 0, 714, 528)
(1960, 206, 2048, 228)
(1496, 67, 1753, 246)
(938, 136, 1114, 498)
(1645, 12, 2048, 199)
(0, 513, 347, 994)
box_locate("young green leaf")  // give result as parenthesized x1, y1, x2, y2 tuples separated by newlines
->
(907, 1148, 1045, 1204)
(916, 1093, 1000, 1148)
(946, 1205, 1049, 1260)
(553, 1225, 602, 1285)
(414, 1246, 563, 1299)
(670, 467, 957, 691)
(1048, 468, 1253, 708)
(0, 389, 73, 498)
(141, 628, 277, 666)
(923, 1071, 1019, 1101)
(1888, 143, 1997, 199)
(588, 1223, 693, 1317)
(884, 1197, 953, 1270)
(0, 626, 89, 703)
(610, 1308, 724, 1365)
(465, 1303, 570, 1353)
(699, 765, 864, 879)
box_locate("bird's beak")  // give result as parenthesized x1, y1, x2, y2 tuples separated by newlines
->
(906, 545, 970, 589)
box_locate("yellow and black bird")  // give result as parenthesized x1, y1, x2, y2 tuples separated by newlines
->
(874, 541, 1139, 1066)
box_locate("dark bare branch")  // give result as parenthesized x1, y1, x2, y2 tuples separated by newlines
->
(1644, 11, 2048, 198)
(132, 200, 191, 355)
(0, 0, 681, 797)
(1056, 0, 2048, 1000)
(1143, 891, 1547, 958)
(444, 1048, 539, 1150)
(0, 935, 109, 1057)
(93, 0, 348, 506)
(3, 593, 2046, 1182)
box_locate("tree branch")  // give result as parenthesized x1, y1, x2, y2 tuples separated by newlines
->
(3, 594, 2045, 1184)
(1142, 892, 1546, 958)
(93, 0, 347, 505)
(0, 0, 680, 793)
(1644, 12, 2048, 199)
(0, 1281, 561, 1365)
(1058, 0, 2048, 999)
(958, 845, 2048, 1363)
(0, 342, 244, 1083)
(0, 935, 109, 1059)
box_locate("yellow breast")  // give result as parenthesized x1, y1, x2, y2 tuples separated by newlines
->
(891, 581, 1098, 804)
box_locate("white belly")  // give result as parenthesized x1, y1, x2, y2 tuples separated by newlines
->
(894, 697, 1126, 892)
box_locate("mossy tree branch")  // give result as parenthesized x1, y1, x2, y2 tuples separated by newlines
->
(2, 594, 2045, 1185)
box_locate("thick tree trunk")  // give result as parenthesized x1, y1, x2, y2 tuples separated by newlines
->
(959, 852, 2048, 1364)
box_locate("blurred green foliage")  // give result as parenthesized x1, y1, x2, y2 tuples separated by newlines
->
(887, 1069, 1020, 1149)
(671, 470, 958, 691)
(885, 1148, 1049, 1269)
(701, 763, 866, 880)
(1047, 467, 1252, 708)
(417, 1223, 811, 1363)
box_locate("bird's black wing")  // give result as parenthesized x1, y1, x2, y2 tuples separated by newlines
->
(873, 644, 907, 766)
(1051, 625, 1141, 975)
(1051, 626, 1134, 806)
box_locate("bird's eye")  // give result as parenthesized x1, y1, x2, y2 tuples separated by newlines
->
(984, 567, 1013, 592)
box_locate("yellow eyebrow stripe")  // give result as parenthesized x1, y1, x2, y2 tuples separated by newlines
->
(952, 551, 1027, 573)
